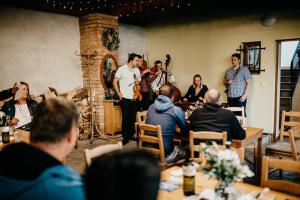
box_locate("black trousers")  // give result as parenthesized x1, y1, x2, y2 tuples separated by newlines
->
(120, 98, 137, 142)
(227, 96, 247, 116)
(141, 92, 150, 111)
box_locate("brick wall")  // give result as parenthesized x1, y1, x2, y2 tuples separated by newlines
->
(79, 13, 119, 133)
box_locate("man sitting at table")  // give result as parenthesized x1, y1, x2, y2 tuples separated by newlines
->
(190, 89, 245, 141)
(0, 98, 84, 200)
(146, 84, 186, 156)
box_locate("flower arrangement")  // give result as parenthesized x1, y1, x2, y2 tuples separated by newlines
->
(200, 143, 254, 199)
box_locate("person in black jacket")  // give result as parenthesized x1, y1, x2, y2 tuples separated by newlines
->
(1, 82, 37, 129)
(0, 83, 18, 101)
(183, 74, 208, 103)
(189, 89, 245, 141)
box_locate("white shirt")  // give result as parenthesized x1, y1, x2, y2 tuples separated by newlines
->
(115, 64, 141, 99)
(14, 104, 32, 128)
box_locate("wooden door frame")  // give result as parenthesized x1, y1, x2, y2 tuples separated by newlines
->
(273, 38, 300, 142)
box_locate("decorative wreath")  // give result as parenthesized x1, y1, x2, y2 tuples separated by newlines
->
(102, 28, 120, 51)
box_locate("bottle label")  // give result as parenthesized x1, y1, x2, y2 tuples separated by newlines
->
(1, 126, 9, 132)
(183, 164, 196, 177)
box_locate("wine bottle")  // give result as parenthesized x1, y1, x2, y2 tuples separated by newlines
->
(183, 158, 196, 196)
(1, 115, 10, 144)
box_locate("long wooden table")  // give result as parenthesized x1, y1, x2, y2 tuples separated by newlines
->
(158, 166, 300, 200)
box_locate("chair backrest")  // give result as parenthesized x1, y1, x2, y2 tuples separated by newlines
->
(189, 131, 227, 162)
(136, 111, 148, 124)
(261, 155, 300, 196)
(225, 106, 246, 126)
(280, 111, 300, 143)
(138, 123, 165, 163)
(84, 142, 122, 166)
(288, 129, 299, 161)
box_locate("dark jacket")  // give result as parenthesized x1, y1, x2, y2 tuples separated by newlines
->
(184, 85, 208, 102)
(0, 88, 13, 101)
(0, 143, 84, 200)
(1, 99, 37, 120)
(189, 102, 245, 141)
(146, 95, 186, 155)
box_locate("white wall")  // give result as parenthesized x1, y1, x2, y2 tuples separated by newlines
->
(119, 24, 146, 65)
(146, 13, 300, 133)
(0, 7, 82, 95)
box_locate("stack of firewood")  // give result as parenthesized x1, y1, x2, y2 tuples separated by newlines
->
(32, 87, 92, 140)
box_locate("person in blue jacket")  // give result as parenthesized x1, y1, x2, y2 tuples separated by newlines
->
(0, 98, 84, 200)
(146, 84, 186, 156)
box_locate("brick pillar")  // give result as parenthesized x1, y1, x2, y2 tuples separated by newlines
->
(79, 13, 119, 133)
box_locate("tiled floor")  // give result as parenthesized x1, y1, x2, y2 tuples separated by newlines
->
(66, 135, 300, 185)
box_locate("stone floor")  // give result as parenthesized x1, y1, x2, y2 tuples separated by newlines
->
(66, 134, 300, 185)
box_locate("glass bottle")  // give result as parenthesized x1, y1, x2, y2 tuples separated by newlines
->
(1, 115, 10, 144)
(183, 158, 196, 196)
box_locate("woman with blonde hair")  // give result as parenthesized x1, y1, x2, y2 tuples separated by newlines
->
(183, 74, 208, 102)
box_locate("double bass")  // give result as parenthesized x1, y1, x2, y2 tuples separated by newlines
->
(163, 54, 182, 102)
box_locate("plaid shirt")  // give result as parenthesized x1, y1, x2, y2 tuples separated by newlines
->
(224, 66, 252, 98)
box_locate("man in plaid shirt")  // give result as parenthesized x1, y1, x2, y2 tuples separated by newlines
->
(224, 53, 252, 113)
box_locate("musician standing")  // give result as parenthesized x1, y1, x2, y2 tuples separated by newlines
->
(113, 53, 141, 145)
(224, 53, 252, 113)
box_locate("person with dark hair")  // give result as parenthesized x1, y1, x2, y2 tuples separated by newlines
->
(151, 60, 165, 99)
(190, 89, 245, 141)
(85, 149, 160, 200)
(224, 53, 252, 113)
(183, 74, 208, 102)
(0, 98, 84, 200)
(146, 84, 186, 155)
(113, 53, 141, 145)
(137, 55, 158, 111)
(0, 83, 19, 101)
(1, 82, 37, 129)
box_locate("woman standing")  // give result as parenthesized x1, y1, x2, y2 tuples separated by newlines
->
(183, 74, 208, 103)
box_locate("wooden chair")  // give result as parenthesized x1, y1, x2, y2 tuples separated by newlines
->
(265, 111, 300, 161)
(225, 106, 246, 126)
(189, 131, 227, 162)
(84, 141, 122, 166)
(138, 124, 165, 163)
(135, 111, 148, 146)
(261, 155, 300, 196)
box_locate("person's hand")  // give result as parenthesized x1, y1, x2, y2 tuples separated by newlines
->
(142, 69, 150, 75)
(117, 93, 122, 101)
(12, 83, 19, 94)
(239, 94, 247, 102)
(183, 98, 187, 102)
(227, 80, 234, 85)
(10, 118, 19, 126)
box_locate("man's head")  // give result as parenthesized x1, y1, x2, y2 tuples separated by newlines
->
(231, 53, 241, 67)
(136, 54, 143, 67)
(85, 149, 160, 200)
(204, 89, 221, 105)
(154, 60, 162, 70)
(30, 98, 79, 156)
(127, 53, 139, 67)
(159, 84, 174, 100)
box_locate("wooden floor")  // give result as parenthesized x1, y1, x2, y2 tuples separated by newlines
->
(66, 136, 300, 185)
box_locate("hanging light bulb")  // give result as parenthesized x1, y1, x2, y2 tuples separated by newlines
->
(261, 13, 276, 27)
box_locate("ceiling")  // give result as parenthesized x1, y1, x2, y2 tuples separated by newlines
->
(1, 0, 299, 26)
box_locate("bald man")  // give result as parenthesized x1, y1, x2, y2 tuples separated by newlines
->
(190, 89, 245, 141)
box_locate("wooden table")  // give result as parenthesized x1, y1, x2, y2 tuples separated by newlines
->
(158, 166, 300, 200)
(232, 127, 264, 184)
(0, 129, 30, 150)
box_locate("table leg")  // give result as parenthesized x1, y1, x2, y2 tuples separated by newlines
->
(256, 136, 263, 185)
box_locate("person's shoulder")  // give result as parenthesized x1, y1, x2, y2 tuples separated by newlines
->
(202, 85, 208, 89)
(42, 165, 82, 184)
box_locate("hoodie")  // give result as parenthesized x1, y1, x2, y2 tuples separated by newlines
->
(0, 143, 84, 200)
(146, 95, 186, 155)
